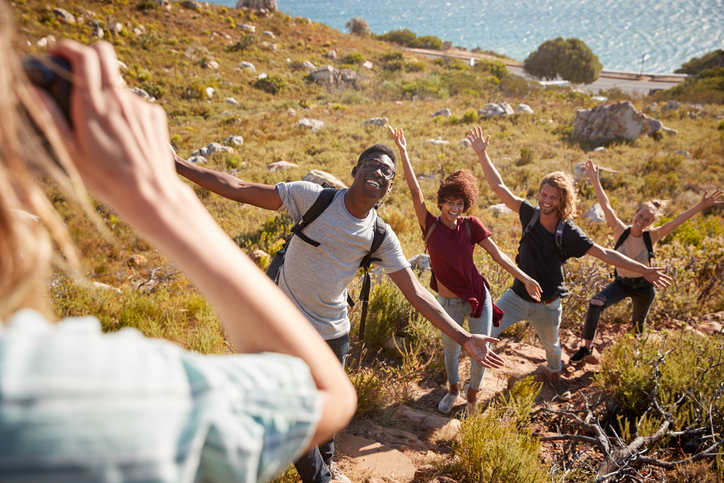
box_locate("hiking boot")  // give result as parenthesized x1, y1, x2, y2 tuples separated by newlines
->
(569, 346, 597, 366)
(549, 378, 572, 401)
(437, 389, 461, 414)
(328, 461, 351, 483)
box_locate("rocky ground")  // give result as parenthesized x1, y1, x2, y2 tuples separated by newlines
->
(331, 312, 724, 483)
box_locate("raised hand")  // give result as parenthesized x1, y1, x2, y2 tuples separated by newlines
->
(584, 159, 600, 182)
(642, 267, 673, 289)
(701, 188, 723, 209)
(463, 335, 505, 369)
(467, 126, 490, 154)
(387, 125, 407, 151)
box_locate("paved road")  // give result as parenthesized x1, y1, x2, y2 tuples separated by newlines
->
(404, 47, 686, 95)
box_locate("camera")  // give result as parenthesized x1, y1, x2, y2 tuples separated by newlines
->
(23, 56, 73, 126)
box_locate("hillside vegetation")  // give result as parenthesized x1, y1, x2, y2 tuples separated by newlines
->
(11, 0, 724, 481)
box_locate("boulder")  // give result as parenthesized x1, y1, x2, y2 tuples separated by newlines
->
(310, 66, 356, 89)
(516, 103, 534, 114)
(302, 170, 347, 189)
(662, 100, 680, 111)
(431, 108, 451, 118)
(302, 61, 316, 70)
(361, 117, 388, 128)
(182, 0, 203, 11)
(582, 203, 606, 223)
(224, 136, 244, 146)
(226, 97, 240, 106)
(261, 41, 276, 51)
(237, 61, 256, 72)
(425, 138, 449, 146)
(152, 0, 171, 9)
(299, 118, 324, 131)
(206, 142, 233, 155)
(408, 254, 430, 271)
(262, 30, 275, 38)
(572, 101, 677, 142)
(267, 161, 298, 171)
(479, 102, 513, 118)
(238, 24, 255, 33)
(489, 203, 513, 216)
(53, 8, 76, 24)
(326, 50, 336, 60)
(235, 0, 277, 12)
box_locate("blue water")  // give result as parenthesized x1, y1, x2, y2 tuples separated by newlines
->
(210, 0, 724, 74)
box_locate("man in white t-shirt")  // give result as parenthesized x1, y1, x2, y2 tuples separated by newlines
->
(175, 144, 504, 483)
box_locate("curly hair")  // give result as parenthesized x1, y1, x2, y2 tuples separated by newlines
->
(539, 172, 580, 220)
(637, 199, 669, 220)
(437, 169, 479, 213)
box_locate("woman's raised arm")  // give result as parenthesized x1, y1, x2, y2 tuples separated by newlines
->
(387, 125, 429, 228)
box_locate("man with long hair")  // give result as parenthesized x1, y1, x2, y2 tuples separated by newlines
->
(468, 127, 672, 401)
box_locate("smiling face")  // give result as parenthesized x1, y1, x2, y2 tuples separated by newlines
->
(440, 198, 465, 226)
(351, 152, 395, 200)
(538, 183, 562, 216)
(632, 206, 655, 231)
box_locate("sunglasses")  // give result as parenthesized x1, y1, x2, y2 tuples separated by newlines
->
(360, 159, 396, 179)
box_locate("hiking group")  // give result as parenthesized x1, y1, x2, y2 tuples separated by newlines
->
(1, 14, 722, 481)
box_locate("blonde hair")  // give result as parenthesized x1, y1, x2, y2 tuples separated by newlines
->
(0, 1, 87, 321)
(637, 199, 669, 221)
(539, 171, 580, 220)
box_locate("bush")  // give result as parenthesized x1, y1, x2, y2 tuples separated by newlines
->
(462, 110, 478, 124)
(345, 17, 370, 36)
(377, 28, 417, 46)
(253, 74, 287, 94)
(524, 37, 602, 84)
(410, 35, 442, 50)
(675, 49, 724, 75)
(405, 60, 426, 72)
(474, 59, 509, 80)
(342, 52, 365, 64)
(348, 368, 385, 416)
(516, 147, 534, 166)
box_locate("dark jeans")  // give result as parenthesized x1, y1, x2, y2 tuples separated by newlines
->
(294, 333, 349, 483)
(582, 276, 656, 341)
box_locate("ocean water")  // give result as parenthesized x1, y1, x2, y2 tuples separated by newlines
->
(210, 0, 724, 74)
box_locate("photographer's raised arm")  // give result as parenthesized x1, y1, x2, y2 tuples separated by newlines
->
(174, 153, 282, 210)
(467, 126, 523, 213)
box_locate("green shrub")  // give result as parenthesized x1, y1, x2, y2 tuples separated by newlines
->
(342, 52, 365, 64)
(349, 368, 385, 416)
(253, 74, 287, 94)
(405, 60, 426, 72)
(377, 28, 417, 46)
(516, 147, 535, 166)
(137, 0, 158, 10)
(462, 110, 478, 124)
(448, 115, 459, 124)
(474, 59, 509, 80)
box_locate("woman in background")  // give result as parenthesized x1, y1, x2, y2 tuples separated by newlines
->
(570, 159, 722, 365)
(388, 126, 541, 414)
(0, 2, 355, 480)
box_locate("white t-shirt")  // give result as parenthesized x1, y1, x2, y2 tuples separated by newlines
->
(276, 182, 410, 339)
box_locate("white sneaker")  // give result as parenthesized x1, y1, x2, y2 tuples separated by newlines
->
(328, 461, 351, 483)
(437, 389, 461, 413)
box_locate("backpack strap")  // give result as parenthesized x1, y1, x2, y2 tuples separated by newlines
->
(614, 226, 632, 251)
(519, 207, 566, 260)
(643, 231, 655, 261)
(357, 215, 387, 342)
(290, 188, 337, 247)
(423, 217, 441, 251)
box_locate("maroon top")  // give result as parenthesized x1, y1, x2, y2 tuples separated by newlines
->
(422, 211, 492, 318)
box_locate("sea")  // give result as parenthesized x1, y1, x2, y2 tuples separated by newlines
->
(207, 0, 724, 74)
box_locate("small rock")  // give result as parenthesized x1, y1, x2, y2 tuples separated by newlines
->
(93, 281, 121, 294)
(207, 60, 218, 70)
(226, 97, 240, 106)
(432, 108, 452, 118)
(248, 249, 269, 266)
(593, 146, 605, 152)
(206, 142, 233, 154)
(267, 161, 298, 171)
(153, 0, 171, 10)
(261, 41, 276, 51)
(582, 203, 605, 223)
(662, 100, 680, 111)
(674, 149, 690, 157)
(205, 87, 214, 98)
(182, 0, 203, 11)
(408, 254, 430, 271)
(36, 36, 56, 48)
(415, 465, 437, 480)
(256, 73, 267, 79)
(302, 61, 316, 71)
(93, 26, 104, 39)
(287, 108, 297, 116)
(326, 49, 336, 60)
(489, 203, 513, 216)
(516, 103, 534, 114)
(696, 321, 722, 336)
(53, 8, 76, 24)
(111, 23, 123, 34)
(131, 87, 152, 101)
(299, 118, 324, 131)
(133, 28, 143, 36)
(188, 155, 207, 164)
(238, 61, 256, 72)
(224, 136, 244, 146)
(262, 30, 275, 38)
(425, 138, 449, 146)
(238, 24, 255, 33)
(362, 60, 373, 69)
(361, 117, 388, 128)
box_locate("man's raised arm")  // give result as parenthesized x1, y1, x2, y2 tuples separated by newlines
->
(467, 126, 523, 213)
(174, 153, 282, 210)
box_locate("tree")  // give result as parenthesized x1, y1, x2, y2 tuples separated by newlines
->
(524, 37, 602, 84)
(675, 49, 724, 75)
(345, 17, 370, 37)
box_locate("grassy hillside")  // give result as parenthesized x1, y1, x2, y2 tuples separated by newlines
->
(11, 0, 724, 480)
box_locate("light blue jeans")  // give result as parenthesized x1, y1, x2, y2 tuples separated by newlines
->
(437, 290, 492, 391)
(492, 288, 563, 373)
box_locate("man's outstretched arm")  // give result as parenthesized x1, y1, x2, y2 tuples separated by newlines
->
(387, 268, 505, 369)
(174, 153, 283, 210)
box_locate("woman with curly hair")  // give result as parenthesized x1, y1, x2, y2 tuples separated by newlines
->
(570, 160, 723, 366)
(388, 126, 542, 414)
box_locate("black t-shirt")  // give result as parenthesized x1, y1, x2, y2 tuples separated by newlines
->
(512, 200, 595, 301)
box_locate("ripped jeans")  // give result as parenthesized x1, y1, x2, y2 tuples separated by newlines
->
(581, 275, 656, 341)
